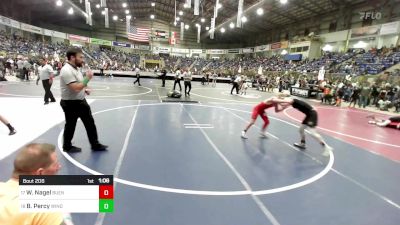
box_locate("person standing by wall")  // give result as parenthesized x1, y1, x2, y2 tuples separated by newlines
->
(133, 67, 141, 86)
(160, 68, 167, 87)
(59, 47, 107, 153)
(37, 58, 56, 105)
(359, 82, 371, 108)
(183, 69, 192, 97)
(173, 68, 182, 91)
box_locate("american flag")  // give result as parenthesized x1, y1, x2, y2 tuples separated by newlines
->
(128, 26, 150, 42)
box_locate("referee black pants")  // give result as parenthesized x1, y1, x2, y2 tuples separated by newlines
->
(60, 99, 99, 148)
(184, 81, 191, 95)
(134, 75, 141, 86)
(42, 79, 55, 103)
(231, 82, 239, 94)
(174, 79, 182, 91)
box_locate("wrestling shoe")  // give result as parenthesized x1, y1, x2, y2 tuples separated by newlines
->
(241, 131, 248, 139)
(294, 142, 306, 149)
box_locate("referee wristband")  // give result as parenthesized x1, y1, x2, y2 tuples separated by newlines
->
(82, 77, 90, 86)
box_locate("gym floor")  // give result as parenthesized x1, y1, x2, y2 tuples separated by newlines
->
(0, 77, 399, 225)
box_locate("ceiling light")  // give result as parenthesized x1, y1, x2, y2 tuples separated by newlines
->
(185, 24, 189, 30)
(217, 3, 222, 9)
(95, 4, 100, 8)
(173, 21, 177, 26)
(241, 16, 247, 23)
(90, 12, 93, 15)
(68, 7, 73, 15)
(280, 0, 288, 4)
(150, 14, 155, 19)
(122, 3, 127, 8)
(257, 8, 264, 15)
(125, 10, 129, 14)
(179, 11, 183, 16)
(220, 27, 225, 33)
(201, 18, 205, 23)
(127, 15, 132, 19)
(176, 17, 180, 21)
(56, 0, 63, 7)
(205, 26, 210, 30)
(113, 15, 118, 20)
(195, 23, 199, 27)
(151, 2, 155, 7)
(229, 22, 234, 29)
(101, 10, 105, 15)
(184, 3, 188, 8)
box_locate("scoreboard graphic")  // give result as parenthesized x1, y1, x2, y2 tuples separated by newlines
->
(19, 175, 114, 213)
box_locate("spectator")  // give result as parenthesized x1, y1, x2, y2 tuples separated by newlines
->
(0, 143, 70, 225)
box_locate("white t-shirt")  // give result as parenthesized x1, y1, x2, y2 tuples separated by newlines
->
(234, 76, 242, 83)
(175, 70, 181, 79)
(38, 64, 53, 80)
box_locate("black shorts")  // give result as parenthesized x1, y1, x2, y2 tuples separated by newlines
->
(302, 110, 318, 127)
(389, 116, 400, 123)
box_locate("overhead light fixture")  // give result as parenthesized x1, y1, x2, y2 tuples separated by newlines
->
(125, 10, 129, 14)
(257, 8, 264, 15)
(195, 23, 200, 27)
(68, 7, 73, 15)
(217, 3, 222, 9)
(241, 16, 247, 23)
(150, 14, 155, 19)
(101, 10, 105, 15)
(96, 4, 100, 8)
(280, 0, 288, 4)
(179, 11, 183, 16)
(127, 15, 132, 19)
(220, 27, 225, 33)
(201, 18, 205, 23)
(184, 3, 189, 8)
(205, 26, 210, 30)
(229, 22, 234, 29)
(185, 24, 189, 30)
(90, 12, 93, 15)
(173, 21, 177, 26)
(176, 17, 180, 21)
(56, 0, 63, 7)
(122, 3, 127, 8)
(151, 2, 155, 7)
(113, 15, 118, 20)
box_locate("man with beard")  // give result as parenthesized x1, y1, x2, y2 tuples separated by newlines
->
(59, 48, 107, 153)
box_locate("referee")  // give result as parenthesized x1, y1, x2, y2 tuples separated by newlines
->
(37, 58, 56, 105)
(59, 47, 107, 153)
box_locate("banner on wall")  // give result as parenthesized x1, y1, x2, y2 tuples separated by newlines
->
(227, 49, 240, 54)
(52, 31, 67, 39)
(289, 41, 310, 48)
(271, 42, 281, 50)
(112, 41, 131, 48)
(280, 41, 289, 49)
(0, 16, 20, 29)
(191, 49, 203, 54)
(351, 25, 381, 38)
(154, 30, 168, 39)
(380, 21, 400, 35)
(138, 45, 150, 50)
(159, 47, 171, 53)
(255, 45, 269, 52)
(91, 38, 112, 46)
(20, 23, 42, 34)
(68, 34, 90, 43)
(242, 48, 254, 53)
(42, 29, 67, 39)
(172, 48, 189, 53)
(206, 49, 226, 54)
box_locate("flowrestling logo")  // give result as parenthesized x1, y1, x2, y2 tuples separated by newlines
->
(359, 11, 382, 20)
